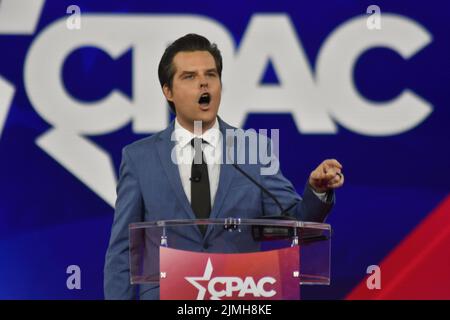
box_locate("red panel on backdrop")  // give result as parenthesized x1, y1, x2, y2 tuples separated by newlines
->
(347, 195, 450, 299)
(160, 246, 300, 300)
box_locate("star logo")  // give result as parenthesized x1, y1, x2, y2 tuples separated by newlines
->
(185, 258, 213, 300)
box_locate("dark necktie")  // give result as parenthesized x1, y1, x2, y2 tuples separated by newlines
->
(190, 138, 211, 235)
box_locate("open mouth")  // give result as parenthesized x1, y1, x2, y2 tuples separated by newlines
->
(198, 93, 211, 105)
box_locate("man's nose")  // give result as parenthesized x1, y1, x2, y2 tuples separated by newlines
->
(199, 76, 208, 88)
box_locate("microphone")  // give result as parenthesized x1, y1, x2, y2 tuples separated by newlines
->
(190, 170, 202, 182)
(225, 136, 327, 243)
(225, 136, 297, 219)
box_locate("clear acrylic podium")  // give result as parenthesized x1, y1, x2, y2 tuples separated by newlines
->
(129, 218, 331, 300)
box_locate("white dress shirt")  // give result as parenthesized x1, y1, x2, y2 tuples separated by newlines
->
(173, 118, 222, 206)
(172, 117, 328, 208)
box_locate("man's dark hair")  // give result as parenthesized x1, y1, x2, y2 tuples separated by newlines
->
(158, 33, 223, 114)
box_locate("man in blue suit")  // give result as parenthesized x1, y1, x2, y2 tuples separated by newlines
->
(104, 34, 344, 299)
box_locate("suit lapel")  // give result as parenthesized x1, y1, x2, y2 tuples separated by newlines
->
(156, 121, 198, 221)
(209, 118, 237, 219)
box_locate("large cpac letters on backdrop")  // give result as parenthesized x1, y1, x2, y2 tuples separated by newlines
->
(21, 14, 432, 206)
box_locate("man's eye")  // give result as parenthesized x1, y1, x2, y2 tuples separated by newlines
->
(184, 74, 194, 79)
(207, 73, 217, 77)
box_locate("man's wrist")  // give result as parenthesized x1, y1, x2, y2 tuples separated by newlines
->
(308, 181, 327, 193)
(308, 183, 330, 202)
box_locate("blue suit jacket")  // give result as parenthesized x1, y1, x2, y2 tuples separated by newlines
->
(104, 118, 334, 299)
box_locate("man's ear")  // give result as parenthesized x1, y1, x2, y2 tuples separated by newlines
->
(162, 84, 173, 102)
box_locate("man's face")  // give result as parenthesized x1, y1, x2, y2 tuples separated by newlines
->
(163, 51, 222, 132)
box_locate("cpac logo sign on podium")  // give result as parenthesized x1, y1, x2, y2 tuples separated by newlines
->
(185, 258, 277, 299)
(159, 247, 300, 300)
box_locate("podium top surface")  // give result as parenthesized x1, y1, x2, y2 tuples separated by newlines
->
(129, 218, 331, 231)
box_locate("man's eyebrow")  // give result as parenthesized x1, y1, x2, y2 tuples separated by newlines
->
(178, 69, 217, 77)
(179, 70, 196, 76)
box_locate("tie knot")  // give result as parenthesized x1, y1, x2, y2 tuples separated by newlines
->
(190, 138, 207, 149)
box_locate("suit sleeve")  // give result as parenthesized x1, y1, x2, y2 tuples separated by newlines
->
(104, 148, 144, 299)
(260, 139, 334, 222)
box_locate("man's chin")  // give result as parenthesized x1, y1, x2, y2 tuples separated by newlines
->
(193, 113, 217, 129)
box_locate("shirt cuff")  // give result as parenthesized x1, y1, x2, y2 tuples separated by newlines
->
(310, 188, 330, 202)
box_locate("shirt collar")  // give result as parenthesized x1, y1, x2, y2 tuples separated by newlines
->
(174, 118, 220, 149)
